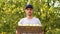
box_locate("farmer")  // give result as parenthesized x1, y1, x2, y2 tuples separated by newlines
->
(18, 4, 42, 26)
(17, 4, 42, 34)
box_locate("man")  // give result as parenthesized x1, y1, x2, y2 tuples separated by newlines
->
(18, 4, 42, 26)
(17, 4, 42, 34)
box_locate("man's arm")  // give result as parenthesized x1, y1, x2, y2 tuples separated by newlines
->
(37, 18, 42, 26)
(18, 19, 23, 26)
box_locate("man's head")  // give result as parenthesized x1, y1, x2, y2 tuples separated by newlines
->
(25, 4, 33, 16)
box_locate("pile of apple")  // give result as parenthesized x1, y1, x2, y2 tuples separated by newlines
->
(18, 24, 41, 26)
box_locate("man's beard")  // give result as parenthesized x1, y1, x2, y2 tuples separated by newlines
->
(28, 14, 32, 16)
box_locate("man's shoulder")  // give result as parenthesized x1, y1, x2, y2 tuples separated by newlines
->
(33, 17, 39, 20)
(20, 17, 40, 21)
(20, 18, 26, 21)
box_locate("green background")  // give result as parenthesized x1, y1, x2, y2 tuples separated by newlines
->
(0, 0, 60, 34)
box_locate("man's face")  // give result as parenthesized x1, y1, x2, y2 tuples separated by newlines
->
(25, 8, 33, 16)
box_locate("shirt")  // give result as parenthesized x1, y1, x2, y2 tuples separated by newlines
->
(18, 17, 42, 26)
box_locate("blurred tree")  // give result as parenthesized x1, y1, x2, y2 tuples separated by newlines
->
(0, 0, 60, 34)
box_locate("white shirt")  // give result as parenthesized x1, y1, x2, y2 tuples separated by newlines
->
(18, 17, 42, 26)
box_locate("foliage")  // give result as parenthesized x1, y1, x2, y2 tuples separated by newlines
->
(0, 0, 60, 34)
